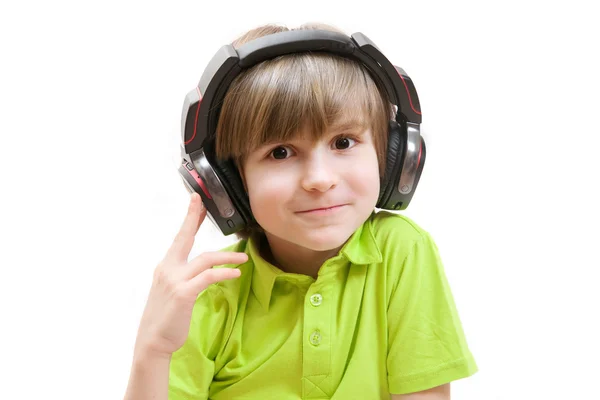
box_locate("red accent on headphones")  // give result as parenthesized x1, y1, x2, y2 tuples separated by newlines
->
(398, 73, 422, 116)
(186, 162, 212, 199)
(184, 87, 203, 145)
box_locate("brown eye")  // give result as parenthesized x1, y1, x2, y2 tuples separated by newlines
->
(271, 146, 289, 159)
(334, 137, 355, 150)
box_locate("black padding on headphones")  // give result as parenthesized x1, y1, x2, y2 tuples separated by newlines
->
(202, 139, 253, 224)
(377, 120, 405, 207)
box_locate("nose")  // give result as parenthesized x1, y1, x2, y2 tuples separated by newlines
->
(300, 149, 339, 192)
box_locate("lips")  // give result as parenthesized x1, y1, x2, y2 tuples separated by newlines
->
(296, 204, 347, 213)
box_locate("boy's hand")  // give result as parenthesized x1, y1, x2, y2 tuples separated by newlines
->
(134, 193, 247, 359)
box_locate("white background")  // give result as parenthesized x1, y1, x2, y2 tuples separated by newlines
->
(1, 0, 599, 399)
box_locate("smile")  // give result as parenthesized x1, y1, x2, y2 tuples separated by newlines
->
(296, 204, 348, 215)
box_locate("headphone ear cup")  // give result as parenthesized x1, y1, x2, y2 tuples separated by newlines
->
(203, 140, 254, 224)
(377, 120, 405, 208)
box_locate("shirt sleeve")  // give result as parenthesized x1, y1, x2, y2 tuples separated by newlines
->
(387, 231, 478, 394)
(168, 286, 230, 400)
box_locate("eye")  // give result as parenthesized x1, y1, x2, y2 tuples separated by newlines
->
(270, 145, 292, 160)
(333, 136, 356, 150)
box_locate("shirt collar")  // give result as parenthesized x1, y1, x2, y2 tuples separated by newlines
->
(248, 213, 383, 312)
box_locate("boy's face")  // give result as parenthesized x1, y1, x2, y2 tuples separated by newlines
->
(242, 126, 380, 252)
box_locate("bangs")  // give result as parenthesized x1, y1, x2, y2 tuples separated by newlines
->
(215, 53, 392, 165)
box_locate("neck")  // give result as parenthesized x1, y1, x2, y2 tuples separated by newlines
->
(259, 233, 342, 279)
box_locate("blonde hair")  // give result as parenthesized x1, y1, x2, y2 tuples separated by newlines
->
(215, 23, 395, 239)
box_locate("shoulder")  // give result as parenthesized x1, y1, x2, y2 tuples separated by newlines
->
(368, 210, 431, 251)
(367, 211, 442, 279)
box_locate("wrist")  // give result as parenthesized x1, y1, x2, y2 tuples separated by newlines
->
(133, 341, 174, 364)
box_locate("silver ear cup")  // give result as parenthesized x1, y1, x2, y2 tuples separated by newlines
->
(178, 173, 221, 230)
(397, 122, 422, 195)
(178, 151, 246, 235)
(190, 149, 236, 218)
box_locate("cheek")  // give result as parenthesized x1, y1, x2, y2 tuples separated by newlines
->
(244, 168, 291, 218)
(363, 171, 381, 207)
(349, 150, 381, 201)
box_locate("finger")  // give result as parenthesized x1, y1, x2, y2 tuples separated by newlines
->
(184, 251, 249, 280)
(185, 266, 242, 295)
(165, 193, 207, 262)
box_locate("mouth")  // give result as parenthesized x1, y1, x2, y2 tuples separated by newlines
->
(296, 204, 348, 214)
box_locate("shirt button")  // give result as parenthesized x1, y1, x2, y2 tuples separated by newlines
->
(309, 330, 321, 346)
(309, 293, 323, 307)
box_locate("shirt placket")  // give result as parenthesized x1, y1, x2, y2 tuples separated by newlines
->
(302, 276, 333, 399)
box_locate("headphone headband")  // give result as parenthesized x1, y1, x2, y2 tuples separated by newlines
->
(181, 30, 421, 154)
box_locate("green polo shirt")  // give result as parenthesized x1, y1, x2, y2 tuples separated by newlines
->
(169, 211, 477, 399)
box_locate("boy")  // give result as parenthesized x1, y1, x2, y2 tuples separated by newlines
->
(124, 23, 477, 400)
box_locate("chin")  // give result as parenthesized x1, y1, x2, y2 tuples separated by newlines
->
(284, 223, 356, 252)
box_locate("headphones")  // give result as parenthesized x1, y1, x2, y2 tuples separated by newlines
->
(178, 29, 426, 235)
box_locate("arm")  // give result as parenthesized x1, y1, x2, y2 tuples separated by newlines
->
(123, 348, 172, 400)
(123, 194, 246, 400)
(391, 383, 450, 400)
(386, 230, 477, 394)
